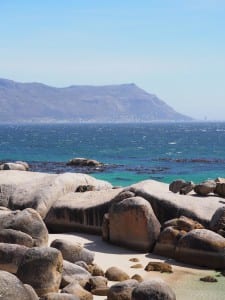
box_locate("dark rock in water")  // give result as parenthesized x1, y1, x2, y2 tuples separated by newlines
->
(194, 180, 216, 196)
(200, 276, 218, 283)
(175, 229, 225, 269)
(0, 270, 38, 300)
(210, 206, 225, 237)
(144, 262, 173, 273)
(131, 279, 176, 300)
(67, 158, 103, 167)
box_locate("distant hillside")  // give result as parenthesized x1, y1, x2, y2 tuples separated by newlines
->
(0, 78, 191, 123)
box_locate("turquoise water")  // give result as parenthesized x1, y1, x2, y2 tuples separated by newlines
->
(0, 122, 225, 186)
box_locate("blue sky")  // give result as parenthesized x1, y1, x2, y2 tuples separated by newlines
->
(0, 0, 225, 120)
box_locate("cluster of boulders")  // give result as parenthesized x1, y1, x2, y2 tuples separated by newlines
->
(2, 168, 225, 298)
(66, 158, 103, 168)
(169, 178, 225, 197)
(0, 205, 176, 299)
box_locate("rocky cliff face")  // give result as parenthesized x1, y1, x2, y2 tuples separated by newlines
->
(0, 78, 191, 123)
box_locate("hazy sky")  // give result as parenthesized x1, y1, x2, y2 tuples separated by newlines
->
(0, 0, 225, 120)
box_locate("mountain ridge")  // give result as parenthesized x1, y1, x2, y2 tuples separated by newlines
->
(0, 78, 192, 123)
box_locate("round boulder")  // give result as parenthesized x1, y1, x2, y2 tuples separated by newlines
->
(175, 229, 225, 268)
(194, 180, 216, 196)
(61, 260, 91, 288)
(0, 270, 38, 300)
(131, 279, 176, 300)
(61, 282, 93, 300)
(108, 196, 160, 251)
(0, 228, 33, 247)
(0, 208, 48, 246)
(17, 247, 63, 297)
(105, 266, 129, 281)
(51, 239, 94, 264)
(107, 279, 138, 300)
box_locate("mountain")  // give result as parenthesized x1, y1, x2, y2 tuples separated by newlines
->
(0, 78, 191, 123)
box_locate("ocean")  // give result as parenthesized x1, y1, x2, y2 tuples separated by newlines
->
(0, 122, 225, 186)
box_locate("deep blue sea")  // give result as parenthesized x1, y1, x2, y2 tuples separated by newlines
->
(0, 122, 225, 186)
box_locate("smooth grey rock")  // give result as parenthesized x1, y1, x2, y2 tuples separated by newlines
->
(215, 183, 225, 197)
(61, 260, 91, 288)
(51, 239, 95, 264)
(132, 279, 176, 300)
(125, 180, 225, 226)
(0, 270, 37, 300)
(0, 208, 48, 246)
(108, 279, 138, 300)
(0, 171, 112, 218)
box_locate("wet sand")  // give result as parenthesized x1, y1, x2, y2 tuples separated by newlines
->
(49, 232, 225, 300)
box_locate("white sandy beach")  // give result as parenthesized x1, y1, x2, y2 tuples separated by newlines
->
(49, 232, 225, 300)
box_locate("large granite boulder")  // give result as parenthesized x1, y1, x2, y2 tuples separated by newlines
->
(0, 171, 112, 218)
(131, 279, 176, 300)
(125, 180, 224, 226)
(0, 270, 38, 300)
(175, 229, 225, 268)
(210, 206, 225, 237)
(108, 196, 160, 251)
(107, 279, 138, 300)
(0, 243, 28, 273)
(51, 239, 95, 264)
(0, 208, 48, 246)
(45, 188, 122, 234)
(17, 247, 63, 297)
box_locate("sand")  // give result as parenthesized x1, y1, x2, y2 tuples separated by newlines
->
(49, 232, 225, 300)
